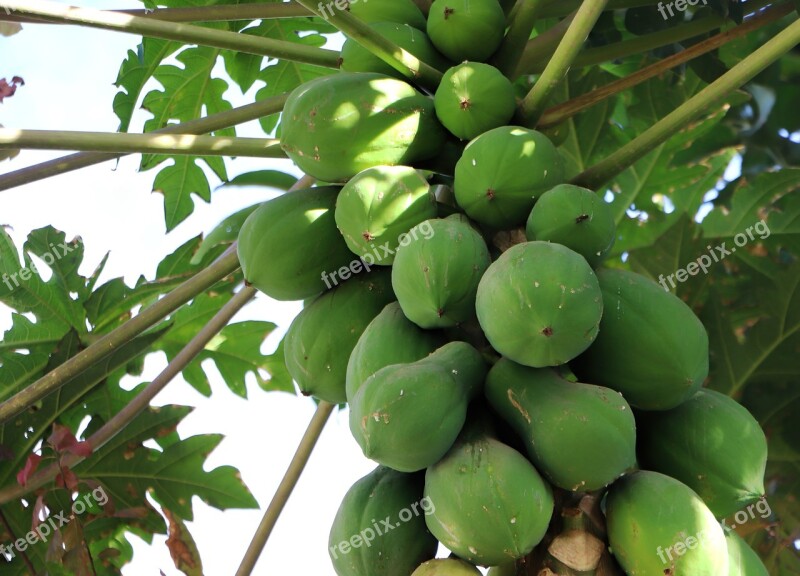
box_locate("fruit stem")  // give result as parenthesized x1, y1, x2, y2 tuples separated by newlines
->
(492, 0, 549, 78)
(2, 0, 341, 69)
(292, 0, 445, 92)
(0, 128, 286, 158)
(0, 92, 289, 192)
(537, 2, 794, 128)
(0, 286, 257, 504)
(518, 0, 610, 126)
(0, 246, 240, 425)
(572, 15, 800, 189)
(235, 401, 335, 576)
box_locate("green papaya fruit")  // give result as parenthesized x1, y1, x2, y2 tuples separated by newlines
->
(525, 184, 616, 267)
(391, 215, 491, 328)
(281, 73, 447, 182)
(346, 0, 427, 28)
(237, 187, 354, 301)
(485, 359, 636, 491)
(191, 203, 259, 265)
(605, 471, 729, 576)
(434, 62, 516, 140)
(329, 466, 437, 576)
(341, 22, 449, 78)
(476, 241, 603, 367)
(426, 0, 506, 62)
(349, 341, 487, 471)
(486, 564, 516, 576)
(424, 421, 554, 566)
(572, 268, 709, 410)
(636, 389, 767, 518)
(726, 531, 769, 576)
(454, 126, 565, 229)
(411, 558, 482, 576)
(335, 165, 437, 266)
(284, 269, 395, 404)
(346, 302, 444, 401)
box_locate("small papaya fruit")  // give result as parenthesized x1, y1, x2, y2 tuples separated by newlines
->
(349, 341, 487, 472)
(281, 73, 446, 182)
(726, 530, 769, 576)
(346, 302, 444, 401)
(454, 126, 565, 229)
(335, 165, 437, 266)
(476, 241, 603, 368)
(237, 187, 354, 301)
(486, 564, 516, 576)
(284, 269, 395, 404)
(329, 466, 437, 576)
(411, 558, 482, 576)
(525, 184, 616, 267)
(346, 0, 427, 29)
(572, 268, 709, 410)
(426, 0, 506, 62)
(424, 419, 554, 566)
(434, 62, 516, 140)
(637, 389, 767, 518)
(391, 215, 491, 328)
(606, 471, 729, 575)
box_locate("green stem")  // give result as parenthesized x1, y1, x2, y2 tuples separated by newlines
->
(0, 247, 240, 425)
(292, 0, 444, 91)
(537, 0, 676, 18)
(3, 0, 340, 68)
(518, 0, 609, 126)
(235, 401, 335, 576)
(492, 0, 549, 77)
(517, 11, 577, 77)
(0, 93, 289, 192)
(0, 129, 285, 158)
(572, 16, 800, 189)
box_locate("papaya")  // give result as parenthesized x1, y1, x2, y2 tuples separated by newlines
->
(341, 22, 450, 79)
(411, 558, 482, 576)
(391, 215, 491, 328)
(349, 341, 487, 472)
(605, 471, 729, 576)
(329, 466, 437, 576)
(434, 62, 516, 140)
(475, 241, 603, 368)
(424, 419, 554, 566)
(454, 126, 565, 229)
(335, 165, 437, 266)
(726, 531, 769, 576)
(284, 269, 395, 404)
(636, 389, 767, 518)
(237, 187, 354, 301)
(346, 0, 427, 29)
(571, 268, 709, 410)
(525, 184, 616, 267)
(346, 302, 444, 401)
(485, 359, 636, 491)
(486, 564, 516, 576)
(426, 0, 506, 62)
(280, 73, 447, 182)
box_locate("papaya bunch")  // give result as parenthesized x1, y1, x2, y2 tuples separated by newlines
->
(234, 0, 772, 574)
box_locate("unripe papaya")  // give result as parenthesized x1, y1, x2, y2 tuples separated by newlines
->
(605, 471, 729, 576)
(726, 531, 769, 576)
(335, 166, 437, 266)
(329, 466, 437, 576)
(476, 241, 603, 367)
(572, 268, 709, 410)
(346, 0, 427, 29)
(424, 421, 554, 566)
(636, 389, 767, 518)
(237, 187, 353, 301)
(349, 341, 487, 472)
(485, 359, 636, 491)
(454, 126, 565, 229)
(391, 215, 491, 328)
(284, 269, 395, 404)
(281, 73, 446, 182)
(434, 62, 516, 140)
(486, 564, 516, 576)
(426, 0, 506, 62)
(411, 558, 482, 576)
(525, 184, 616, 267)
(346, 302, 444, 401)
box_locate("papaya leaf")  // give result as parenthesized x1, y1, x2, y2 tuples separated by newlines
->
(219, 169, 297, 190)
(190, 203, 260, 265)
(164, 508, 203, 576)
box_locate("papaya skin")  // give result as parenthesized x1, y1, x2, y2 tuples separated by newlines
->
(725, 530, 769, 576)
(426, 0, 506, 62)
(411, 558, 482, 576)
(346, 0, 427, 29)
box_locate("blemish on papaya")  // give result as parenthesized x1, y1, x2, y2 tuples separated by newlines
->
(507, 390, 531, 424)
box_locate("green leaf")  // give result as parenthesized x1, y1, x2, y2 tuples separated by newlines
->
(152, 156, 215, 232)
(220, 169, 297, 190)
(190, 203, 260, 265)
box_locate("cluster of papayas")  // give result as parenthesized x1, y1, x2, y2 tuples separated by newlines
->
(233, 0, 771, 573)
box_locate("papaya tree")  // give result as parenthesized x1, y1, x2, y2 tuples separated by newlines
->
(0, 0, 799, 574)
